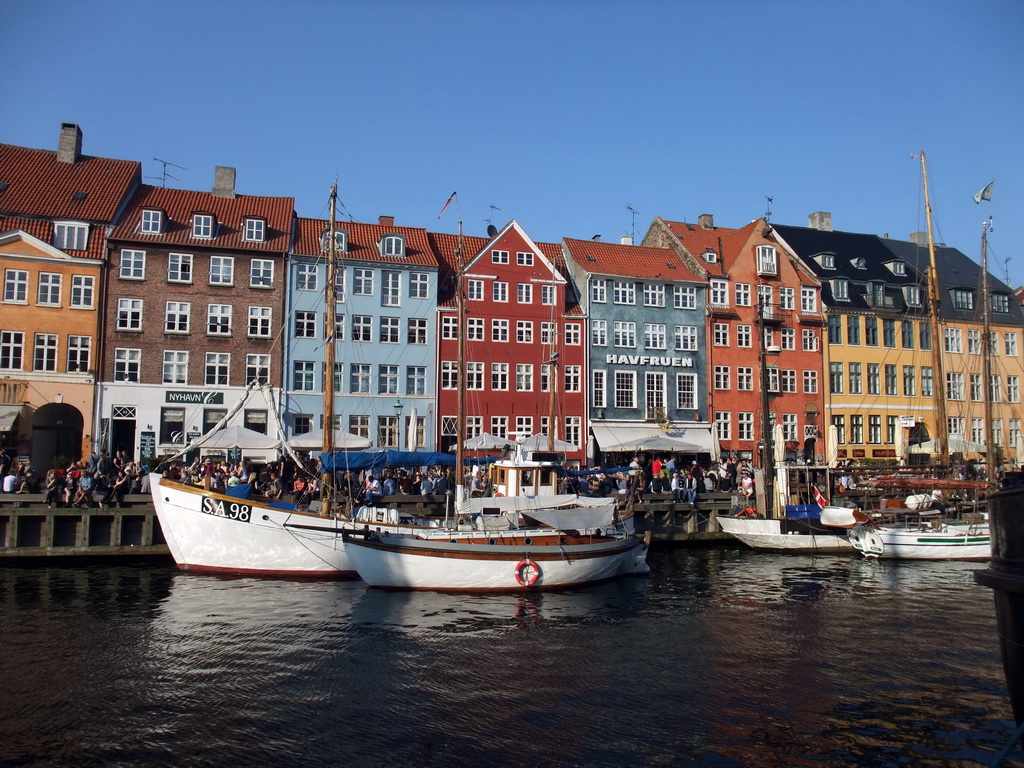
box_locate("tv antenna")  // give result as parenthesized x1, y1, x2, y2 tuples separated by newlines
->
(626, 205, 640, 243)
(485, 204, 501, 225)
(148, 157, 187, 187)
(764, 196, 773, 222)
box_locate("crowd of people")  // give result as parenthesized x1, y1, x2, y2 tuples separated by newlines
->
(160, 452, 457, 509)
(571, 455, 762, 507)
(0, 449, 150, 509)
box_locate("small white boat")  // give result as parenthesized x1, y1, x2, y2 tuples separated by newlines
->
(716, 512, 855, 554)
(847, 516, 990, 561)
(343, 528, 650, 592)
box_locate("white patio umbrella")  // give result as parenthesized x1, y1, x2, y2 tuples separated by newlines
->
(462, 433, 514, 451)
(773, 424, 786, 464)
(633, 434, 702, 452)
(894, 426, 907, 465)
(826, 425, 839, 468)
(519, 433, 577, 452)
(709, 429, 722, 464)
(406, 407, 419, 450)
(200, 425, 281, 450)
(289, 428, 372, 450)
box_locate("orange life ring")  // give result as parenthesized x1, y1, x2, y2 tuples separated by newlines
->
(514, 558, 540, 587)
(495, 492, 504, 497)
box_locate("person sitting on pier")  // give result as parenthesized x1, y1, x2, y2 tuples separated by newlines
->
(74, 472, 95, 508)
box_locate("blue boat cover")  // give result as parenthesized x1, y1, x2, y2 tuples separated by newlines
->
(320, 450, 457, 472)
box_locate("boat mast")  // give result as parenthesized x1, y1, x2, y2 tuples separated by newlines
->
(455, 216, 467, 506)
(980, 218, 996, 486)
(321, 185, 339, 516)
(920, 153, 950, 468)
(757, 291, 775, 518)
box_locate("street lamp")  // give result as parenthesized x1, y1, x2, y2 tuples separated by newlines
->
(393, 398, 404, 449)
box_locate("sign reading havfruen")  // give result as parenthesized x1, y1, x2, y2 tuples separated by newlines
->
(605, 354, 693, 367)
(165, 391, 224, 404)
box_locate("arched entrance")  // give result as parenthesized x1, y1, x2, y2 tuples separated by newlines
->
(32, 403, 84, 471)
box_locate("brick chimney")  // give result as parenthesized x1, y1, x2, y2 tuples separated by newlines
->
(698, 213, 714, 230)
(808, 211, 832, 231)
(909, 231, 928, 246)
(57, 123, 82, 164)
(378, 215, 394, 226)
(620, 235, 633, 246)
(212, 166, 236, 199)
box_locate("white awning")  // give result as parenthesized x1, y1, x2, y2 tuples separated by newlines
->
(0, 404, 22, 432)
(591, 422, 714, 453)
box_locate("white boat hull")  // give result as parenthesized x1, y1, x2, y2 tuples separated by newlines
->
(343, 531, 650, 591)
(848, 522, 990, 560)
(151, 474, 454, 578)
(716, 515, 853, 554)
(152, 474, 356, 577)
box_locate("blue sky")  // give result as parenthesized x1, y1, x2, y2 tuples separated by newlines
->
(7, 0, 1023, 289)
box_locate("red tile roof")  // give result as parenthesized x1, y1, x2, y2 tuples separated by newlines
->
(563, 237, 703, 281)
(0, 144, 140, 222)
(294, 217, 440, 267)
(108, 185, 294, 252)
(660, 218, 760, 274)
(0, 214, 106, 260)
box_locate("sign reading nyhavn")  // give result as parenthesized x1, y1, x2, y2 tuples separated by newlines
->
(165, 391, 224, 404)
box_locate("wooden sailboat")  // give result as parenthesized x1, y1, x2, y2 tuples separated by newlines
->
(845, 154, 991, 560)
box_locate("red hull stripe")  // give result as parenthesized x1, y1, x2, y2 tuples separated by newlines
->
(179, 563, 357, 580)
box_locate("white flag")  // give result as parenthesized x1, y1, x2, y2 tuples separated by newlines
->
(973, 182, 994, 204)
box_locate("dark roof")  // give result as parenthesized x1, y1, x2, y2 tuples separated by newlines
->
(881, 237, 1024, 326)
(0, 143, 140, 222)
(772, 224, 926, 313)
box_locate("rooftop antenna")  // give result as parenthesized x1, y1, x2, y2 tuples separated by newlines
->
(764, 196, 773, 223)
(626, 205, 640, 243)
(485, 204, 501, 237)
(148, 157, 187, 187)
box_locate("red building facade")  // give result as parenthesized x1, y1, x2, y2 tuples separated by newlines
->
(431, 221, 587, 465)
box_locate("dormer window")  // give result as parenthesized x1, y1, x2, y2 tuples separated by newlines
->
(380, 234, 405, 258)
(903, 285, 922, 307)
(53, 221, 88, 250)
(141, 209, 163, 234)
(850, 257, 867, 270)
(991, 293, 1010, 313)
(831, 279, 850, 301)
(886, 260, 907, 276)
(243, 218, 266, 242)
(193, 214, 214, 239)
(816, 252, 836, 269)
(702, 249, 717, 263)
(756, 245, 777, 276)
(951, 288, 975, 310)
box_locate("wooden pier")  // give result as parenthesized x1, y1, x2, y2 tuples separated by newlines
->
(0, 490, 738, 559)
(0, 495, 169, 560)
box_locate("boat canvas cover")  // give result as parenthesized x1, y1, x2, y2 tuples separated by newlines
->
(519, 503, 618, 532)
(321, 450, 456, 472)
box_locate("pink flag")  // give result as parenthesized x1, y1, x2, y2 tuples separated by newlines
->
(437, 191, 456, 219)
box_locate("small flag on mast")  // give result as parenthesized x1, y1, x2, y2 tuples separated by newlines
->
(973, 182, 994, 204)
(437, 191, 457, 219)
(813, 485, 829, 510)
